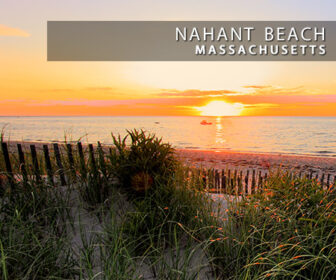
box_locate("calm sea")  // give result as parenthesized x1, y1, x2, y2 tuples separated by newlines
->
(0, 116, 335, 157)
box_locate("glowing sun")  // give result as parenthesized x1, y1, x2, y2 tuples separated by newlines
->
(195, 101, 244, 116)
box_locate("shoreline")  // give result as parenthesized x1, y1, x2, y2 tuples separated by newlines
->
(179, 147, 336, 159)
(3, 140, 336, 176)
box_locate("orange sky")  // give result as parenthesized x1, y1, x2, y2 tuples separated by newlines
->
(1, 1, 336, 116)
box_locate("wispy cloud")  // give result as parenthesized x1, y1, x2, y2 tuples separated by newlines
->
(0, 99, 27, 103)
(242, 85, 321, 96)
(243, 85, 271, 89)
(34, 87, 116, 93)
(0, 24, 30, 37)
(25, 98, 201, 107)
(158, 89, 239, 97)
(158, 85, 324, 99)
(85, 87, 116, 92)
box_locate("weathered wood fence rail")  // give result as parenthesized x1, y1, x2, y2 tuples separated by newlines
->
(1, 142, 335, 195)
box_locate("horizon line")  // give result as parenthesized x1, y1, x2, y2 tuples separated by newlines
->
(1, 115, 336, 118)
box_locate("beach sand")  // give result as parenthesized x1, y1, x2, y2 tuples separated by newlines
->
(177, 149, 336, 176)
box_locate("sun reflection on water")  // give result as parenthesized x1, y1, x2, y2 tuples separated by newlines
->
(215, 117, 226, 145)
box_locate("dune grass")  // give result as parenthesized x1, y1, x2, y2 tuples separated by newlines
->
(201, 172, 336, 279)
(1, 129, 336, 279)
(0, 179, 77, 279)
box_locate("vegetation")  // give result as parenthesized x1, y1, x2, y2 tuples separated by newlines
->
(207, 172, 336, 279)
(0, 129, 336, 279)
(110, 129, 178, 194)
(0, 176, 76, 279)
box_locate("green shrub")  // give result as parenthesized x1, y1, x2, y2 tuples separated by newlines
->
(109, 129, 178, 194)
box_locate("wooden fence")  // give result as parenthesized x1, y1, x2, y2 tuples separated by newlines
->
(1, 142, 335, 195)
(1, 142, 90, 187)
(183, 167, 336, 195)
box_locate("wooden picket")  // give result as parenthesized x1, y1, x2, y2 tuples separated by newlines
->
(1, 142, 14, 187)
(17, 143, 27, 183)
(43, 145, 54, 185)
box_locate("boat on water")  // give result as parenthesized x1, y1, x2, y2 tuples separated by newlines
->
(200, 120, 212, 125)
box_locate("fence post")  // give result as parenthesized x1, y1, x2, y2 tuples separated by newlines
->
(327, 174, 331, 187)
(88, 144, 97, 173)
(30, 145, 41, 183)
(17, 143, 27, 184)
(77, 142, 86, 177)
(234, 169, 237, 195)
(238, 170, 243, 195)
(43, 145, 54, 185)
(251, 170, 256, 194)
(66, 143, 76, 180)
(245, 170, 249, 195)
(258, 171, 263, 193)
(258, 171, 262, 192)
(321, 173, 325, 188)
(202, 168, 206, 190)
(221, 169, 226, 194)
(97, 141, 107, 178)
(215, 169, 219, 193)
(1, 142, 14, 187)
(54, 143, 66, 186)
(227, 169, 231, 194)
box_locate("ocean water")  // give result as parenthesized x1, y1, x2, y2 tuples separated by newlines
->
(0, 116, 336, 157)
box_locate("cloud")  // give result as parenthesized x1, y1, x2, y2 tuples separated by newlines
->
(158, 85, 321, 99)
(0, 24, 30, 37)
(243, 103, 279, 109)
(35, 87, 116, 93)
(243, 85, 271, 89)
(159, 89, 239, 97)
(33, 87, 127, 97)
(85, 87, 116, 92)
(242, 85, 325, 96)
(0, 99, 27, 103)
(28, 99, 133, 107)
(16, 96, 208, 109)
(226, 94, 336, 105)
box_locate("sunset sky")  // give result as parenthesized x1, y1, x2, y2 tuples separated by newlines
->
(1, 0, 336, 116)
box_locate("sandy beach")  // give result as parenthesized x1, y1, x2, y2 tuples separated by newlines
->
(177, 149, 336, 176)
